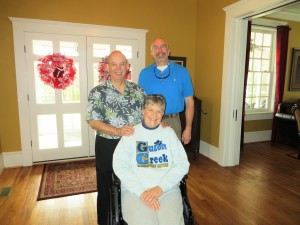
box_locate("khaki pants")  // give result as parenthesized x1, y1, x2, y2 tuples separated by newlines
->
(121, 187, 184, 225)
(162, 116, 181, 141)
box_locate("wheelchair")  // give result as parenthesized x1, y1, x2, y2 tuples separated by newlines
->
(108, 173, 194, 225)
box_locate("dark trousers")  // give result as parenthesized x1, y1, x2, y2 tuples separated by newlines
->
(95, 135, 120, 225)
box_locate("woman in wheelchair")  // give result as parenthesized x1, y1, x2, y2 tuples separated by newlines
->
(113, 94, 190, 225)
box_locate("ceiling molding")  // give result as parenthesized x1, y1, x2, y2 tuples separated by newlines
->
(267, 10, 300, 22)
(252, 18, 288, 27)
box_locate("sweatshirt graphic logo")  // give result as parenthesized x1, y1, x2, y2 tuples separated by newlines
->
(136, 140, 168, 168)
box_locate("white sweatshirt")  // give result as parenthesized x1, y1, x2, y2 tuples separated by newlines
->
(113, 123, 190, 197)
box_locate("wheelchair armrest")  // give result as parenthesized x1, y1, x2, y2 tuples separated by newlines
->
(180, 174, 194, 224)
(180, 174, 188, 197)
(182, 174, 188, 180)
(112, 172, 121, 186)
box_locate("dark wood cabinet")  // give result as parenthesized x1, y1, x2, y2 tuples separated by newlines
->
(180, 96, 202, 158)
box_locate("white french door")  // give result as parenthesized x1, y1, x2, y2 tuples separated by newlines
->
(11, 18, 147, 165)
(86, 37, 138, 151)
(25, 33, 89, 162)
(24, 33, 139, 162)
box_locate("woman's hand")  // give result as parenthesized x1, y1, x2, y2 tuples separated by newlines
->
(140, 186, 163, 211)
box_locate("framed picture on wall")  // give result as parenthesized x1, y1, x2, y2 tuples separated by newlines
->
(289, 48, 300, 91)
(169, 56, 186, 67)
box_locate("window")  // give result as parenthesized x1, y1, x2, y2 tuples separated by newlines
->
(245, 26, 276, 114)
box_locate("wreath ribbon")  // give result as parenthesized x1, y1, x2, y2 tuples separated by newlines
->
(37, 53, 76, 90)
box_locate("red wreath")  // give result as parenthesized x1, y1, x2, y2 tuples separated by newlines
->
(37, 53, 76, 90)
(98, 56, 131, 84)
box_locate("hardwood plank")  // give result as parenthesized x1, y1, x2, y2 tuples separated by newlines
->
(0, 141, 299, 225)
(186, 142, 300, 225)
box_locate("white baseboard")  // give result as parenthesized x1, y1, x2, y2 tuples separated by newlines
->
(197, 131, 271, 165)
(198, 140, 219, 163)
(3, 132, 270, 169)
(3, 144, 220, 168)
(3, 151, 23, 168)
(244, 130, 272, 143)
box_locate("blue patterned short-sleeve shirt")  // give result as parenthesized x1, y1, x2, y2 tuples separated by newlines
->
(86, 79, 146, 139)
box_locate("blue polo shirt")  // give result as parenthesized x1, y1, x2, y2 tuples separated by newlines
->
(138, 61, 194, 114)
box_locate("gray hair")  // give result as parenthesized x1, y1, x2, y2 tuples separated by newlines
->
(143, 94, 166, 112)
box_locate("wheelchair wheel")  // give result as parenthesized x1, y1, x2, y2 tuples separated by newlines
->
(108, 188, 113, 225)
(109, 186, 122, 225)
(182, 196, 194, 225)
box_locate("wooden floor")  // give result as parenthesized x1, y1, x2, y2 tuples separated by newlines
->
(0, 141, 299, 225)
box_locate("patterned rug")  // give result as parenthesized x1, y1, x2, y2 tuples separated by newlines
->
(37, 159, 96, 200)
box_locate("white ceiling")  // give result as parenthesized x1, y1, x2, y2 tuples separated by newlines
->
(266, 1, 300, 22)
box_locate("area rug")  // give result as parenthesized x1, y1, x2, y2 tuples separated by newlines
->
(37, 159, 96, 200)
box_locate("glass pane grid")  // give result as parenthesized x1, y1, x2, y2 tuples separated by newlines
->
(246, 28, 274, 112)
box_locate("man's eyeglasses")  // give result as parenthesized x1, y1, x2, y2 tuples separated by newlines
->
(151, 44, 168, 51)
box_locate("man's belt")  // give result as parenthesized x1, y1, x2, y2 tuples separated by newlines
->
(163, 113, 179, 119)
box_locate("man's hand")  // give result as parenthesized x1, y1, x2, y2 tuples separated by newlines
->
(182, 127, 192, 145)
(116, 125, 134, 136)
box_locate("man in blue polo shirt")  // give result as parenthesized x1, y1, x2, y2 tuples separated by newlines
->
(138, 37, 194, 145)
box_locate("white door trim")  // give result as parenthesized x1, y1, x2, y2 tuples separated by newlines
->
(10, 17, 147, 166)
(220, 0, 297, 166)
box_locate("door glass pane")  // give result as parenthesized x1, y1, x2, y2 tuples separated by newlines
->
(116, 45, 132, 59)
(60, 41, 79, 56)
(63, 114, 82, 147)
(62, 62, 80, 103)
(32, 40, 53, 55)
(34, 61, 55, 104)
(93, 44, 110, 57)
(38, 115, 58, 149)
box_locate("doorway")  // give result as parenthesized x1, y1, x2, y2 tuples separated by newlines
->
(11, 18, 147, 165)
(220, 0, 299, 167)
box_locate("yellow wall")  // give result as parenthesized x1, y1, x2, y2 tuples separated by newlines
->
(0, 0, 200, 152)
(284, 20, 300, 101)
(244, 120, 273, 132)
(195, 0, 237, 146)
(0, 136, 2, 153)
(0, 0, 244, 153)
(244, 19, 300, 133)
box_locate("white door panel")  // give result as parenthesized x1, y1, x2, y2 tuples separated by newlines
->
(25, 32, 89, 162)
(23, 32, 140, 162)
